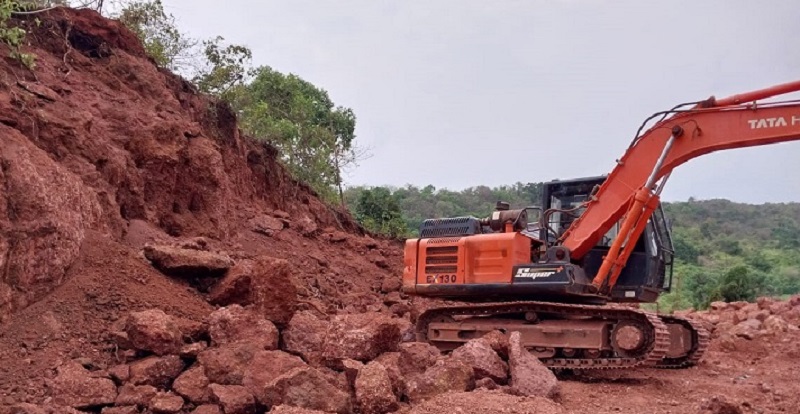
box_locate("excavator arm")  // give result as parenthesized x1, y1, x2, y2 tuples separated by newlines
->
(558, 80, 800, 291)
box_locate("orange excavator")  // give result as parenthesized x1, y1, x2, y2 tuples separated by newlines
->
(402, 79, 800, 369)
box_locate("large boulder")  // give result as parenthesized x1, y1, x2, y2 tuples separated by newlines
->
(209, 257, 298, 326)
(260, 367, 351, 413)
(398, 342, 441, 376)
(731, 319, 762, 340)
(763, 315, 790, 334)
(191, 406, 223, 414)
(143, 244, 233, 277)
(451, 337, 508, 383)
(172, 365, 211, 404)
(198, 342, 262, 385)
(282, 311, 329, 365)
(128, 355, 185, 388)
(373, 352, 404, 398)
(355, 361, 398, 414)
(323, 313, 410, 363)
(49, 361, 117, 409)
(124, 309, 184, 356)
(508, 331, 559, 398)
(208, 384, 256, 414)
(207, 305, 279, 349)
(242, 350, 308, 402)
(404, 358, 475, 403)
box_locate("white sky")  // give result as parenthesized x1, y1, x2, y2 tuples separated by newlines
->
(162, 0, 800, 203)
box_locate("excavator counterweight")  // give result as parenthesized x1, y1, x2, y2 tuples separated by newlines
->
(403, 79, 800, 369)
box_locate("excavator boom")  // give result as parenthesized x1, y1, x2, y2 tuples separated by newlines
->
(560, 80, 800, 290)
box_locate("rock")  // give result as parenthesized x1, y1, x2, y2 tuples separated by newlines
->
(390, 303, 411, 317)
(249, 214, 284, 236)
(747, 309, 770, 322)
(297, 216, 319, 236)
(451, 338, 508, 383)
(101, 407, 138, 414)
(198, 341, 262, 385)
(322, 313, 410, 365)
(700, 396, 743, 414)
(0, 129, 102, 325)
(790, 295, 800, 307)
(108, 364, 130, 383)
(340, 358, 364, 387)
(269, 406, 329, 414)
(173, 365, 211, 404)
(260, 367, 351, 413)
(383, 292, 403, 306)
(247, 257, 298, 325)
(242, 350, 308, 402)
(208, 261, 254, 307)
(49, 361, 117, 409)
(508, 331, 559, 398)
(149, 392, 184, 413)
(404, 358, 475, 403)
(480, 330, 510, 359)
(731, 319, 762, 340)
(398, 342, 441, 376)
(763, 315, 789, 334)
(191, 405, 223, 414)
(719, 333, 737, 352)
(207, 305, 279, 349)
(180, 341, 208, 358)
(475, 377, 500, 390)
(380, 277, 402, 293)
(710, 301, 729, 312)
(373, 352, 404, 397)
(756, 296, 774, 310)
(209, 384, 256, 414)
(124, 309, 184, 355)
(17, 81, 60, 102)
(355, 361, 397, 414)
(143, 244, 233, 277)
(115, 384, 158, 406)
(128, 355, 185, 388)
(769, 301, 791, 316)
(208, 257, 298, 325)
(282, 311, 329, 365)
(8, 403, 46, 414)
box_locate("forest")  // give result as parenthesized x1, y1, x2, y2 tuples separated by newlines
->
(345, 184, 800, 311)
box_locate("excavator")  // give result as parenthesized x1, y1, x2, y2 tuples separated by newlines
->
(402, 79, 800, 369)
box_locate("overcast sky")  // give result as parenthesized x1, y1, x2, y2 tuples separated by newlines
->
(162, 0, 800, 203)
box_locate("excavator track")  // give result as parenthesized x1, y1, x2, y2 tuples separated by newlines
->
(416, 301, 670, 370)
(655, 315, 710, 369)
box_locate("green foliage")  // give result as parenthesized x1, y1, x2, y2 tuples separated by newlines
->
(0, 0, 37, 69)
(116, 0, 195, 71)
(228, 66, 358, 202)
(192, 36, 252, 99)
(354, 187, 409, 238)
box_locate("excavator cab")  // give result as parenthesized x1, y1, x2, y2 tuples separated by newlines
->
(541, 176, 674, 302)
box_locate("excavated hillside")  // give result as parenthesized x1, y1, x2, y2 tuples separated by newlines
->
(1, 7, 800, 414)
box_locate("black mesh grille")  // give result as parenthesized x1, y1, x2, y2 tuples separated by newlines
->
(419, 217, 481, 238)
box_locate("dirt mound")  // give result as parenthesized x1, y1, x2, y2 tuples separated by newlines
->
(0, 6, 404, 406)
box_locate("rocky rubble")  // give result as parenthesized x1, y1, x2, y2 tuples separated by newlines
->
(677, 295, 800, 350)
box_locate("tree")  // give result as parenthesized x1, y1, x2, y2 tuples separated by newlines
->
(714, 265, 765, 303)
(192, 36, 252, 99)
(354, 187, 409, 238)
(116, 0, 196, 72)
(228, 66, 360, 203)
